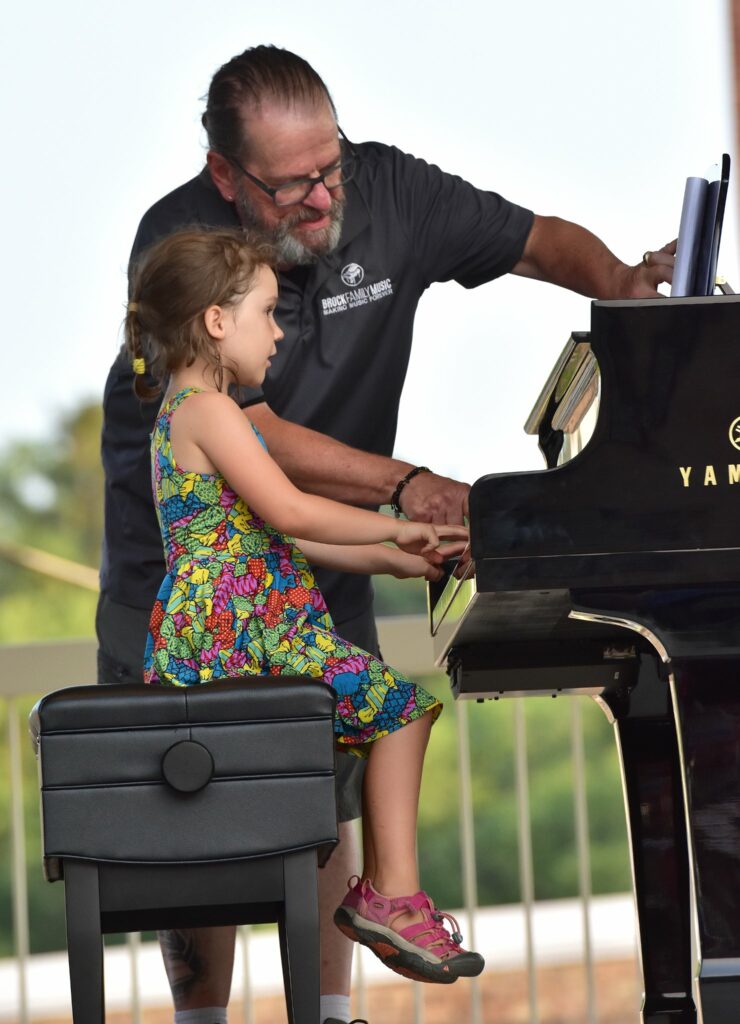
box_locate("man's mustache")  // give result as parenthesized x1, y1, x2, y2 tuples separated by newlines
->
(283, 202, 339, 227)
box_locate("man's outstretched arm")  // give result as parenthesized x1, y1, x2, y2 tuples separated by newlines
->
(513, 214, 676, 299)
(247, 403, 470, 524)
(250, 214, 674, 523)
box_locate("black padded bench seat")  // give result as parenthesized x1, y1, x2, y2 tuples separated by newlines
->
(30, 677, 338, 1024)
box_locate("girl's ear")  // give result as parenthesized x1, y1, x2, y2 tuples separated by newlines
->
(204, 305, 226, 340)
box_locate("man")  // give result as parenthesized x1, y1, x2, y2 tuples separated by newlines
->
(97, 45, 673, 1024)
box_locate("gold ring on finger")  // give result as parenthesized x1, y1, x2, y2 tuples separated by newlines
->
(642, 250, 651, 267)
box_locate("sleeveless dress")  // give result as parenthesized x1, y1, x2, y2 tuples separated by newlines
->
(144, 388, 441, 756)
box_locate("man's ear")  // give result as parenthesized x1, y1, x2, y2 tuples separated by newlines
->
(207, 151, 238, 203)
(204, 305, 227, 340)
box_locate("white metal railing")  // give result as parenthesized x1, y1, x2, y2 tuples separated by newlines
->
(0, 620, 634, 1023)
(8, 698, 29, 1022)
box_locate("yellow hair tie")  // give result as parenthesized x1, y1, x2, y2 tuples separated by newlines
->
(128, 301, 139, 314)
(132, 357, 146, 375)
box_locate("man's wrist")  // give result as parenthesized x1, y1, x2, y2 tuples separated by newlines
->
(391, 466, 432, 518)
(601, 259, 636, 300)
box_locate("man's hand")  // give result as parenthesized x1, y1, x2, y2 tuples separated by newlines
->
(617, 239, 676, 298)
(398, 471, 470, 524)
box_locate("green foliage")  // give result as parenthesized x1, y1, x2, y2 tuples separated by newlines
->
(372, 567, 428, 616)
(0, 696, 69, 956)
(416, 681, 631, 910)
(0, 580, 99, 645)
(0, 402, 102, 644)
(0, 405, 103, 954)
(0, 403, 103, 566)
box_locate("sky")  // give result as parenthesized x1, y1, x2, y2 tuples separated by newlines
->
(2, 0, 737, 484)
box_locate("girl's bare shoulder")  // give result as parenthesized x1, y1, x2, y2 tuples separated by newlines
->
(173, 389, 243, 420)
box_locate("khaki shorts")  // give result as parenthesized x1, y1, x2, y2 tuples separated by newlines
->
(95, 591, 375, 821)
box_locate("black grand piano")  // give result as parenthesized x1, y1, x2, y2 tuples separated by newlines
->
(429, 295, 740, 1023)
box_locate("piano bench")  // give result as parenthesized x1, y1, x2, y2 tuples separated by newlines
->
(29, 678, 338, 1024)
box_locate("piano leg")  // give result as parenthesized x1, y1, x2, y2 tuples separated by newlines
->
(671, 656, 740, 1022)
(606, 654, 696, 1023)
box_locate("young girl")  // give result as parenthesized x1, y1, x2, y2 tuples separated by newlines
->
(125, 228, 484, 986)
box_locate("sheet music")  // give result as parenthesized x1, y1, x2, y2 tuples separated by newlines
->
(671, 177, 708, 297)
(670, 154, 730, 297)
(694, 178, 722, 296)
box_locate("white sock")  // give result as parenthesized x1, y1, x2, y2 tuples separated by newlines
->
(174, 1009, 227, 1024)
(320, 993, 352, 1023)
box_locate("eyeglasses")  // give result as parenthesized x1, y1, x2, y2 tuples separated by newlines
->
(228, 127, 357, 208)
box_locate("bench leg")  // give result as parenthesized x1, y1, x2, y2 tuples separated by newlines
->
(279, 849, 320, 1024)
(64, 860, 105, 1024)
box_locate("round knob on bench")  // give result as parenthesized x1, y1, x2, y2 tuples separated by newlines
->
(162, 741, 214, 793)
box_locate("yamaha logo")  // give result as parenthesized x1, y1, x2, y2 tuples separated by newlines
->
(341, 262, 364, 286)
(678, 418, 740, 487)
(730, 417, 740, 451)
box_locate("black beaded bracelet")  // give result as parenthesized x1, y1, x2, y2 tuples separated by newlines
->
(391, 466, 432, 518)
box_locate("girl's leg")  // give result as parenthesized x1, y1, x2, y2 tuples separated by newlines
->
(278, 620, 438, 895)
(362, 712, 432, 898)
(276, 621, 482, 983)
(361, 812, 377, 884)
(337, 711, 484, 984)
(283, 624, 485, 983)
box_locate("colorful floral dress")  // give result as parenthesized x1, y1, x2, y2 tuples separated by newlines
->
(144, 388, 441, 756)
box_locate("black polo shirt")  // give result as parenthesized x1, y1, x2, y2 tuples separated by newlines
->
(100, 141, 534, 621)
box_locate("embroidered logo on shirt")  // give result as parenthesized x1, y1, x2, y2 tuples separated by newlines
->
(321, 276, 394, 316)
(341, 262, 365, 286)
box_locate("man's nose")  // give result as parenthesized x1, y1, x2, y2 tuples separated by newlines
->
(302, 180, 332, 212)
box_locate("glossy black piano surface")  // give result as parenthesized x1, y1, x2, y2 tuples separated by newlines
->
(430, 296, 740, 1023)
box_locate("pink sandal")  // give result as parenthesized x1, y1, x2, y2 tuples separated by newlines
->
(334, 877, 484, 984)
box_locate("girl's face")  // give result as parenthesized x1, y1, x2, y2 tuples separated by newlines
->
(219, 266, 283, 387)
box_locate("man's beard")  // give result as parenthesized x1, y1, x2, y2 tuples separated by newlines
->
(234, 187, 344, 266)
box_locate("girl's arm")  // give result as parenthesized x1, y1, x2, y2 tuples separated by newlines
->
(297, 539, 469, 579)
(183, 392, 467, 553)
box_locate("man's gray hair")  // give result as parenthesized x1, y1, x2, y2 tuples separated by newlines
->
(202, 45, 337, 162)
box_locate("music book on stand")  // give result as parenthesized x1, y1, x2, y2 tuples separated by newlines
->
(671, 153, 730, 297)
